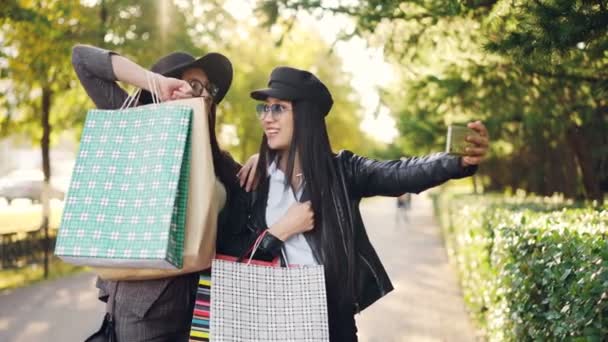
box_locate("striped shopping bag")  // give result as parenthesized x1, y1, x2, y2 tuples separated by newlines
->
(189, 255, 279, 341)
(190, 269, 212, 341)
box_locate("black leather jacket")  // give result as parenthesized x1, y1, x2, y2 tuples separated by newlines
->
(235, 150, 477, 313)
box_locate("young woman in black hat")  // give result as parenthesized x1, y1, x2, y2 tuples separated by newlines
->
(241, 66, 490, 341)
(71, 45, 312, 341)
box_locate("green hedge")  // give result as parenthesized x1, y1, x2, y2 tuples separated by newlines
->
(434, 193, 608, 341)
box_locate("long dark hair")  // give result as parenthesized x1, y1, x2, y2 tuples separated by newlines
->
(255, 100, 355, 306)
(207, 101, 239, 188)
(175, 65, 239, 186)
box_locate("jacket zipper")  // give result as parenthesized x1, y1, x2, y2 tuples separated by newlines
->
(336, 160, 363, 313)
(336, 160, 383, 314)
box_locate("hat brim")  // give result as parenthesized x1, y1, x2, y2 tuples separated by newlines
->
(250, 87, 301, 102)
(140, 52, 232, 105)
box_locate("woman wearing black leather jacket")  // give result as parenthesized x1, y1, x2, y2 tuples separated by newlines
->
(239, 66, 490, 341)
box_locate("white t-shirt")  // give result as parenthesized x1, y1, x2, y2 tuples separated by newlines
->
(265, 162, 318, 266)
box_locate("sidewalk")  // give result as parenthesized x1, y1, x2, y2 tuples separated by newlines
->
(355, 195, 478, 342)
(0, 272, 105, 342)
(0, 194, 477, 341)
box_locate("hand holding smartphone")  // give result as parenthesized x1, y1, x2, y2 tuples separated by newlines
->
(446, 124, 481, 156)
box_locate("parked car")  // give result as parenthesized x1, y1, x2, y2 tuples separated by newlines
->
(0, 180, 65, 204)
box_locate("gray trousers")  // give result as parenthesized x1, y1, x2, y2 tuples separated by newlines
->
(106, 273, 199, 342)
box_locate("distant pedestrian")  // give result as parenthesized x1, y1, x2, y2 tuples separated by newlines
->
(396, 192, 412, 222)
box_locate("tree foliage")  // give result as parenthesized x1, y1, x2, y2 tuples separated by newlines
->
(1, 0, 371, 171)
(217, 25, 367, 161)
(257, 0, 608, 201)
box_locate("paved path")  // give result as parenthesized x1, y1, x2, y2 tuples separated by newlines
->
(0, 272, 105, 342)
(0, 194, 477, 341)
(355, 195, 478, 342)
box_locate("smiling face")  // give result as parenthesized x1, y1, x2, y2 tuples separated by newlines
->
(259, 97, 294, 152)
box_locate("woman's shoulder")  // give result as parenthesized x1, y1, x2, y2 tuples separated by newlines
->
(334, 149, 374, 168)
(333, 150, 363, 181)
(334, 149, 356, 161)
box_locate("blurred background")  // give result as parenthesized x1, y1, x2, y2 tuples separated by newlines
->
(0, 1, 607, 341)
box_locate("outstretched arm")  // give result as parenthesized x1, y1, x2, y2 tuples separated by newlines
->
(346, 121, 489, 198)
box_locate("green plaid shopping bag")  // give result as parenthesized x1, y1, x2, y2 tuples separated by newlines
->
(55, 103, 193, 269)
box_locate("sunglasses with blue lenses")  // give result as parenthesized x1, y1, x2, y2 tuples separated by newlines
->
(255, 103, 291, 120)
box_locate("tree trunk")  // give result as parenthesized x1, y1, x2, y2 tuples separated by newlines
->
(41, 86, 52, 279)
(559, 138, 579, 198)
(566, 126, 603, 203)
(99, 0, 108, 46)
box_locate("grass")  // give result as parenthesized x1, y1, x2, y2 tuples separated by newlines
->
(0, 257, 87, 291)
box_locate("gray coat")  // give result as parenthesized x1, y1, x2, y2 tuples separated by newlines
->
(71, 44, 198, 342)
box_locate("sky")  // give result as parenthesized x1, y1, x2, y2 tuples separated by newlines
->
(223, 0, 399, 144)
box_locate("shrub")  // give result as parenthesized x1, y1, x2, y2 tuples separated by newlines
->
(435, 193, 608, 341)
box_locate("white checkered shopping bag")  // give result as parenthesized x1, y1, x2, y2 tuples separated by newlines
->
(55, 102, 193, 269)
(209, 233, 330, 342)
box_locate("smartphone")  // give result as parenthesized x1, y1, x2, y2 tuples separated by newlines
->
(446, 124, 480, 155)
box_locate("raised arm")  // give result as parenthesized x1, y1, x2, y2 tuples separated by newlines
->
(71, 44, 129, 110)
(71, 44, 192, 110)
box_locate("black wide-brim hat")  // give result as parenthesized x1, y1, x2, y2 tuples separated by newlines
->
(251, 66, 334, 116)
(140, 51, 232, 104)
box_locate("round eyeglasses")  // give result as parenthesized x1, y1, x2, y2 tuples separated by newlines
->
(188, 79, 219, 99)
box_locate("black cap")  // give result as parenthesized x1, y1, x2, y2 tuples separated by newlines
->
(140, 51, 232, 104)
(251, 66, 334, 116)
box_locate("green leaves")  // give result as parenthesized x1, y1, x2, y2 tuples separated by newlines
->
(436, 192, 608, 340)
(486, 1, 608, 60)
(218, 25, 370, 162)
(256, 0, 608, 201)
(1, 0, 372, 170)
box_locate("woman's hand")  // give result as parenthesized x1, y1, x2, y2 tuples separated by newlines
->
(267, 201, 314, 241)
(155, 74, 193, 101)
(237, 154, 260, 192)
(110, 55, 192, 101)
(462, 120, 490, 167)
